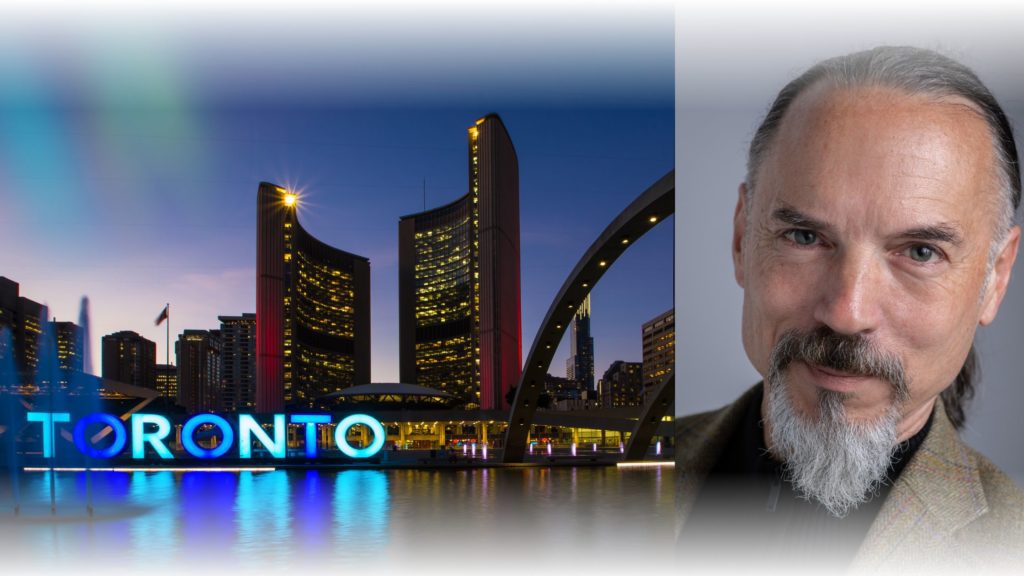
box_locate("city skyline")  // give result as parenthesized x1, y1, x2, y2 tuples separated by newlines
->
(0, 5, 674, 386)
(3, 107, 673, 385)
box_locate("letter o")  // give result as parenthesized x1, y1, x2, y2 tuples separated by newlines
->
(334, 414, 385, 458)
(182, 414, 235, 459)
(73, 413, 127, 459)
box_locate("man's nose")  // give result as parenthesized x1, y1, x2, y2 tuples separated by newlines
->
(812, 248, 885, 336)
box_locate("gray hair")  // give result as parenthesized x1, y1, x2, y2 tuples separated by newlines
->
(746, 46, 1021, 429)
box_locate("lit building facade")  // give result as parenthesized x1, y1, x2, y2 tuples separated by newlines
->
(566, 294, 595, 392)
(53, 320, 84, 374)
(545, 373, 584, 402)
(155, 363, 178, 402)
(641, 308, 674, 399)
(219, 313, 256, 412)
(599, 360, 643, 408)
(50, 319, 85, 394)
(398, 114, 521, 410)
(0, 276, 46, 392)
(257, 183, 371, 412)
(101, 330, 156, 390)
(176, 329, 221, 413)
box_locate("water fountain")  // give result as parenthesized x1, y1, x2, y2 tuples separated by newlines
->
(3, 296, 101, 518)
(1, 327, 22, 515)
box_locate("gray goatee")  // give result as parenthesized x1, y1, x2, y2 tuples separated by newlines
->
(766, 328, 910, 518)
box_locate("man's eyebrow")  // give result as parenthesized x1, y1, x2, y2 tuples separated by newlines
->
(898, 224, 963, 247)
(771, 207, 831, 231)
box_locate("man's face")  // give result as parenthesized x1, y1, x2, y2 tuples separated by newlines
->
(734, 85, 1020, 440)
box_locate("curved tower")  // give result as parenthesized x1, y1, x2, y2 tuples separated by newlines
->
(398, 114, 521, 410)
(257, 183, 370, 411)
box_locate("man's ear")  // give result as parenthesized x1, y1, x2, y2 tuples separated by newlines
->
(980, 224, 1020, 326)
(733, 183, 748, 288)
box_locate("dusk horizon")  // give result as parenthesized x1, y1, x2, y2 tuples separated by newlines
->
(3, 104, 673, 384)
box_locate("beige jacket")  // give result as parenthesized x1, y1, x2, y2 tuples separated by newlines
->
(676, 384, 1024, 573)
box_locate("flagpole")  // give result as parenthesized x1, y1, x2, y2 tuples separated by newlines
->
(166, 302, 170, 367)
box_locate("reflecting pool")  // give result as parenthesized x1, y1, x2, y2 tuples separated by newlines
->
(0, 466, 673, 574)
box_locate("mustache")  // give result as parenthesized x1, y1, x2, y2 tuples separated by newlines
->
(768, 327, 909, 402)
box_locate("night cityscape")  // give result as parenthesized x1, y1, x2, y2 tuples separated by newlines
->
(0, 111, 673, 461)
(0, 3, 675, 574)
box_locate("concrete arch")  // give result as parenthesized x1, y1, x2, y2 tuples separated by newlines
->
(501, 170, 674, 463)
(624, 372, 674, 461)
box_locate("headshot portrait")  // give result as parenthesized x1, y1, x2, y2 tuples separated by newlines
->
(675, 4, 1024, 573)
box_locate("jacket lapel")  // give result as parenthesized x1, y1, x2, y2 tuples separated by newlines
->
(676, 384, 763, 534)
(852, 401, 988, 569)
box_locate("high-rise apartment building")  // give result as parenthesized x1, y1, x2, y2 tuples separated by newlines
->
(50, 319, 85, 393)
(0, 277, 46, 390)
(566, 294, 595, 392)
(176, 329, 221, 413)
(398, 114, 521, 410)
(155, 363, 178, 402)
(641, 308, 674, 399)
(102, 330, 157, 390)
(545, 373, 584, 402)
(599, 360, 644, 408)
(0, 277, 17, 347)
(219, 313, 256, 412)
(53, 320, 84, 374)
(256, 183, 371, 411)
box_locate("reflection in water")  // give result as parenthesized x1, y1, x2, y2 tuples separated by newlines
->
(128, 471, 176, 565)
(333, 471, 389, 563)
(181, 472, 239, 555)
(291, 470, 328, 558)
(0, 466, 673, 573)
(235, 470, 291, 570)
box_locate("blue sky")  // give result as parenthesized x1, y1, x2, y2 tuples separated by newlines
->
(0, 2, 674, 382)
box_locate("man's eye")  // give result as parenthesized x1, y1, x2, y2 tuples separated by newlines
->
(784, 229, 818, 246)
(907, 244, 937, 263)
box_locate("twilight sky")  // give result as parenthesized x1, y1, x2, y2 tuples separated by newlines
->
(0, 2, 675, 383)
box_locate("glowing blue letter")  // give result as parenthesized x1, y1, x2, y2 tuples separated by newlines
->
(290, 414, 331, 458)
(73, 413, 127, 459)
(238, 414, 286, 459)
(334, 414, 385, 458)
(131, 414, 173, 459)
(181, 414, 234, 459)
(26, 412, 70, 458)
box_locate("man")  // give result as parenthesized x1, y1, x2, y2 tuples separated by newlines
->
(676, 46, 1023, 571)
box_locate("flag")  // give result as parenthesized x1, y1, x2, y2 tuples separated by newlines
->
(155, 304, 169, 326)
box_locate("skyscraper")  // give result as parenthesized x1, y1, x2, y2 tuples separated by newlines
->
(641, 308, 674, 400)
(51, 319, 85, 393)
(176, 329, 221, 413)
(398, 114, 521, 410)
(219, 313, 256, 412)
(256, 183, 371, 412)
(155, 363, 178, 403)
(566, 294, 595, 392)
(0, 277, 46, 390)
(102, 330, 157, 390)
(598, 360, 643, 408)
(53, 320, 84, 374)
